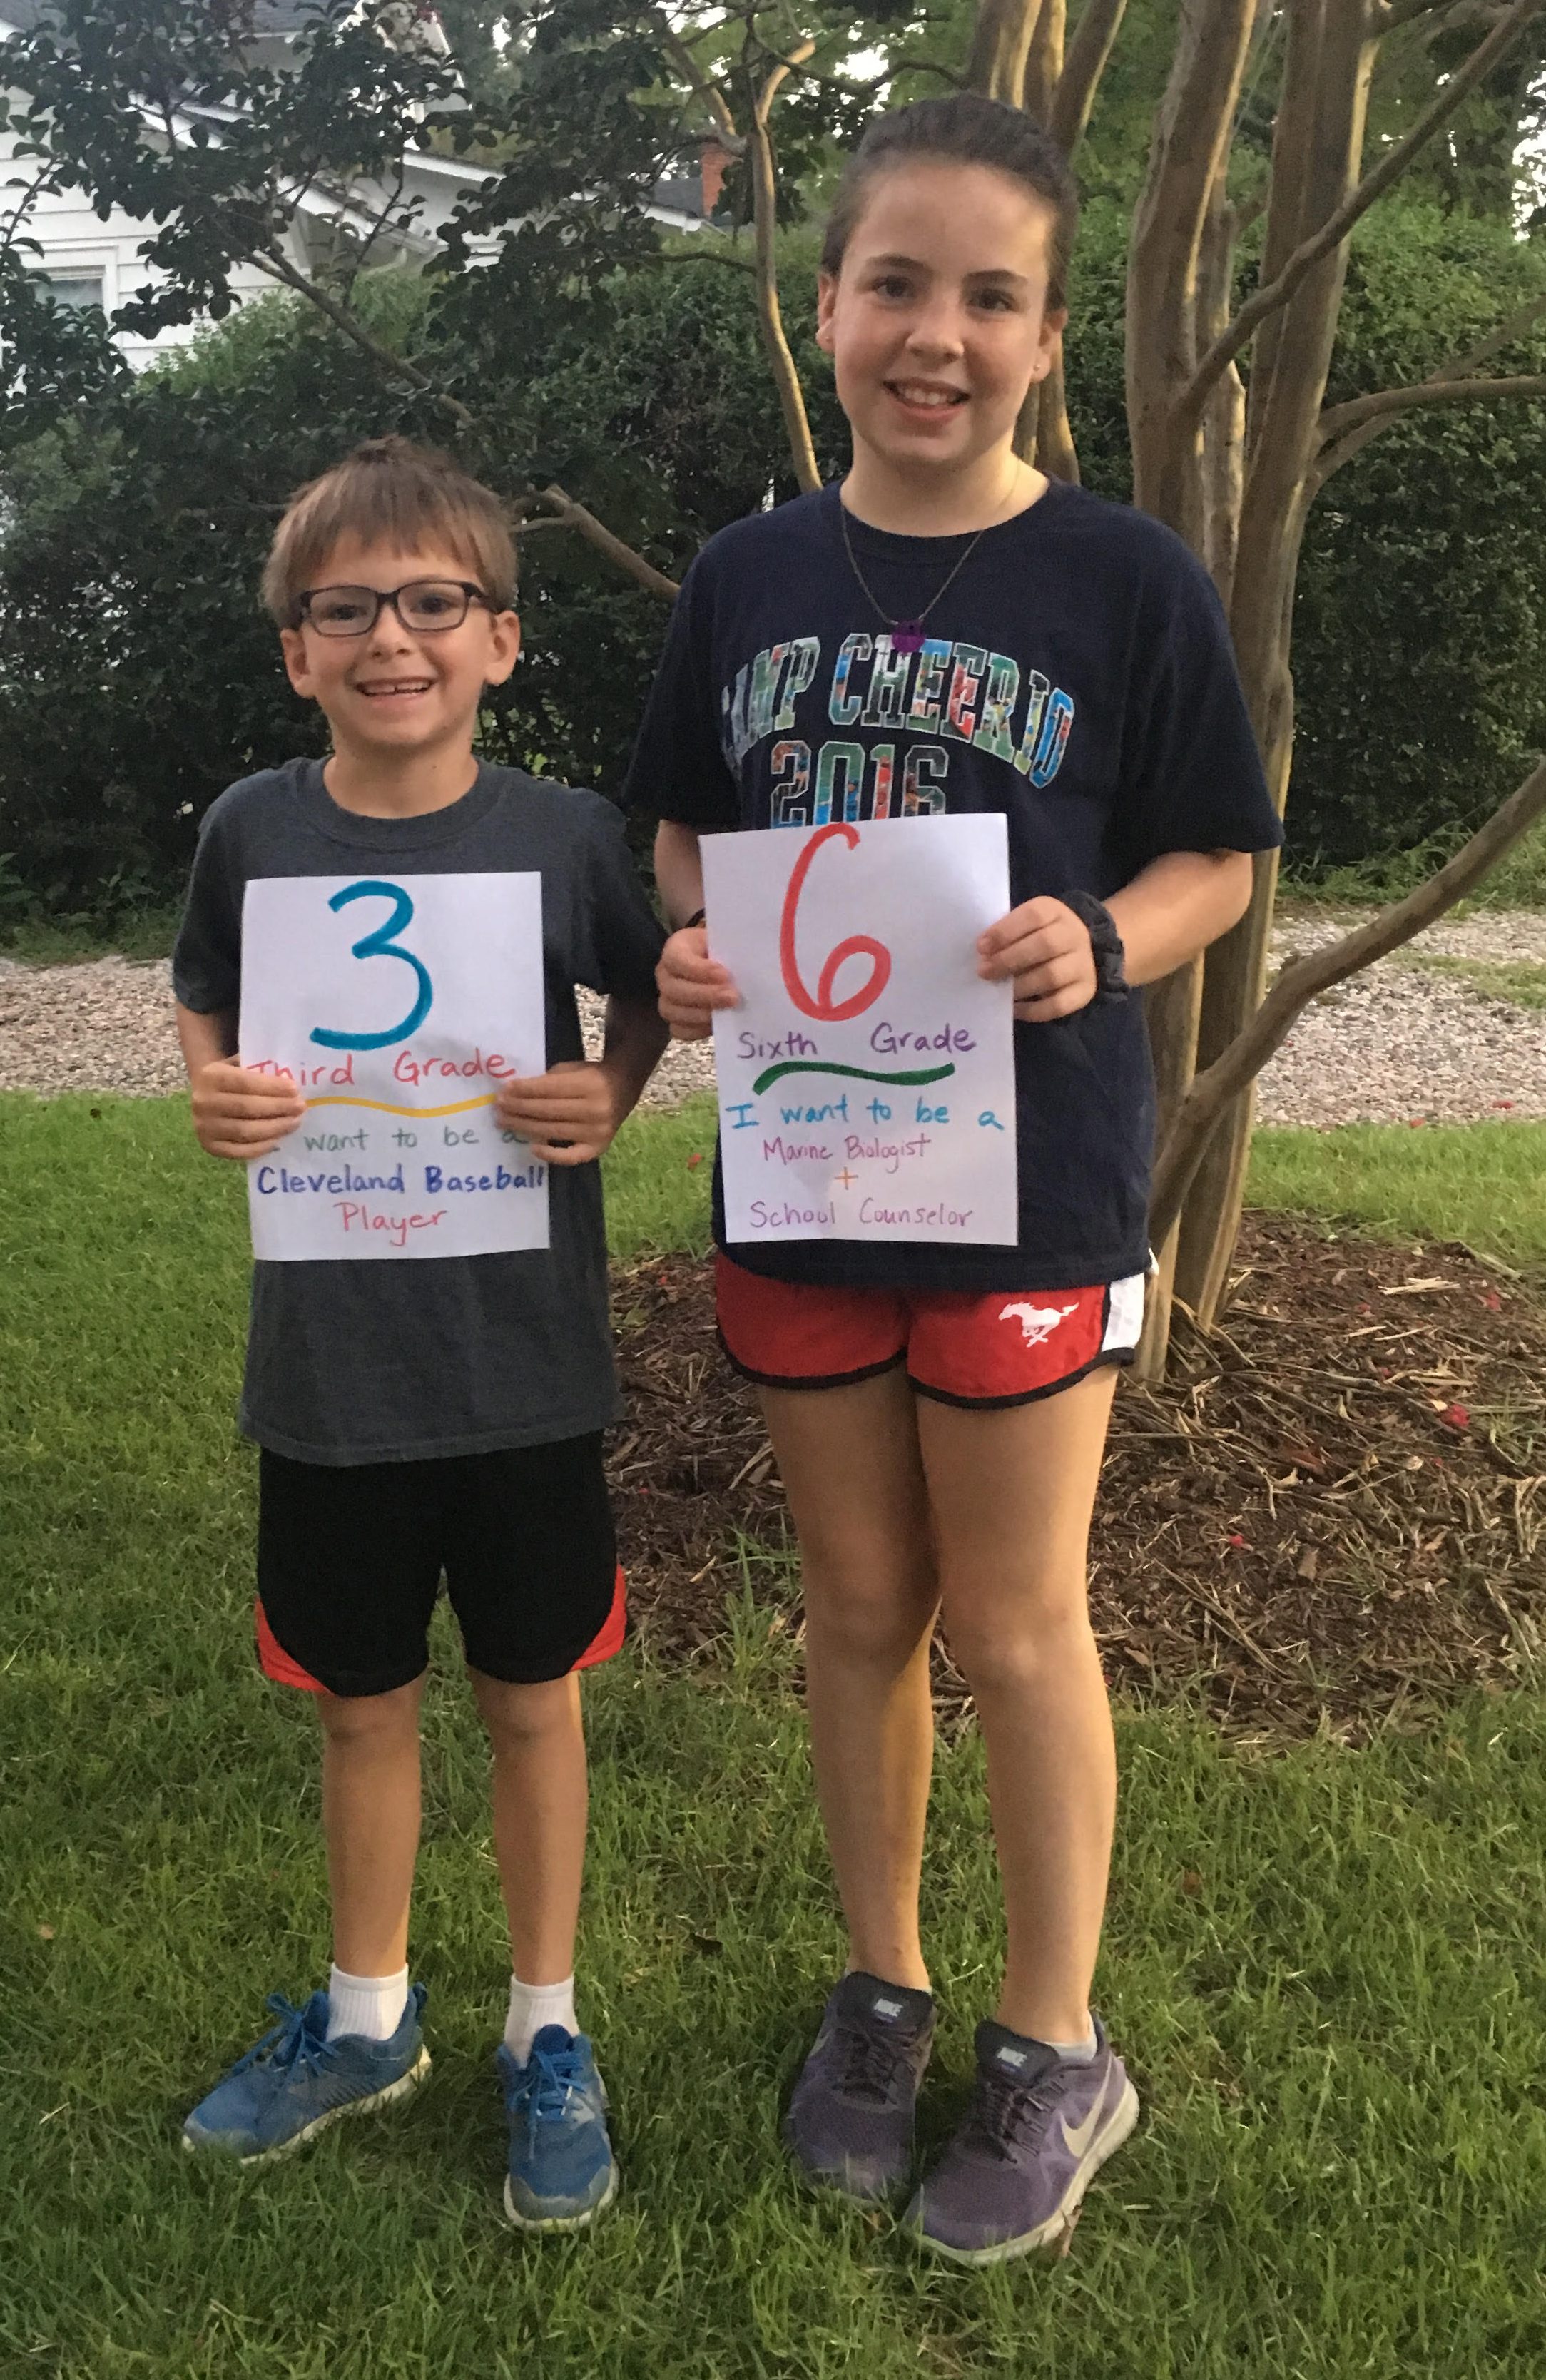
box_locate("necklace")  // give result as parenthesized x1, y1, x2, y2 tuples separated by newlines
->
(838, 480, 1016, 654)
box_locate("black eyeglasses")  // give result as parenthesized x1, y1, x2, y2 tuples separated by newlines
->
(294, 579, 494, 638)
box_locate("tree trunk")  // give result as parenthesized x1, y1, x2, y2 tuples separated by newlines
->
(1131, 955, 1202, 1383)
(1173, 0, 1378, 1328)
(965, 0, 1046, 103)
(1123, 0, 1259, 1378)
(1022, 0, 1065, 121)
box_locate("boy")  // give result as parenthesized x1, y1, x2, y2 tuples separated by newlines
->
(174, 437, 667, 2229)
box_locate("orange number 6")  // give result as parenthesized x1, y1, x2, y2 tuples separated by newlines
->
(779, 823, 893, 1022)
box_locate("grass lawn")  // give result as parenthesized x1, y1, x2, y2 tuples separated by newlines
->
(4, 1093, 1545, 2378)
(1397, 952, 1546, 1011)
(1246, 1119, 1546, 1273)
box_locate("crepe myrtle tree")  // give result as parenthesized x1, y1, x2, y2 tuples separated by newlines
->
(5, 0, 1546, 1375)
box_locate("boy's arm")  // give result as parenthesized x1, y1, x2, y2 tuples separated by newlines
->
(495, 991, 668, 1166)
(977, 850, 1253, 1021)
(176, 1000, 305, 1159)
(654, 819, 739, 1042)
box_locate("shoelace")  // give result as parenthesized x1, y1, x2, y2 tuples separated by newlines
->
(229, 1993, 327, 2082)
(833, 2018, 914, 2105)
(961, 2065, 1064, 2163)
(511, 2038, 588, 2127)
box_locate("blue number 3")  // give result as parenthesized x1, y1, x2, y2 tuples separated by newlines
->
(310, 880, 434, 1052)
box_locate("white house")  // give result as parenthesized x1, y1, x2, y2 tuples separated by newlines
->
(0, 1, 716, 367)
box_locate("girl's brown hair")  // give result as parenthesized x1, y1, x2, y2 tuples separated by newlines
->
(262, 436, 517, 625)
(820, 94, 1079, 313)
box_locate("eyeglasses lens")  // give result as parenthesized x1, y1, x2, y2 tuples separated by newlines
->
(305, 581, 472, 636)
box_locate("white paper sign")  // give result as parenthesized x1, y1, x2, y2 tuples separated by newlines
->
(703, 816, 1017, 1246)
(239, 872, 548, 1262)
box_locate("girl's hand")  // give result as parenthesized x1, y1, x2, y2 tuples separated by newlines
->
(656, 924, 738, 1042)
(496, 1059, 629, 1166)
(189, 1059, 305, 1159)
(977, 898, 1097, 1022)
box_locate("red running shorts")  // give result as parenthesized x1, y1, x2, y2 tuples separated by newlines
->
(715, 1255, 1147, 1410)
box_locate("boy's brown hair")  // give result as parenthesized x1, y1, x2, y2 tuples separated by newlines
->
(262, 436, 518, 626)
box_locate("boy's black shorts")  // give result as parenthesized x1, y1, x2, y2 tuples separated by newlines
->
(255, 1435, 624, 1699)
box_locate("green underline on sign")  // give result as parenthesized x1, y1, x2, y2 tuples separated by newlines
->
(751, 1060, 957, 1094)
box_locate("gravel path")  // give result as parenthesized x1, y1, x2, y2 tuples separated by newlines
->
(3, 908, 1545, 1124)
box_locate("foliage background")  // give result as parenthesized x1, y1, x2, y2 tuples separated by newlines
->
(1, 56, 1545, 915)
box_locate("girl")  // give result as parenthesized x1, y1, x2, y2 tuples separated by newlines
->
(624, 93, 1281, 2263)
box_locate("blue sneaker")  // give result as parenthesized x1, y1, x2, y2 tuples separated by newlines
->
(498, 2024, 618, 2232)
(181, 1985, 430, 2165)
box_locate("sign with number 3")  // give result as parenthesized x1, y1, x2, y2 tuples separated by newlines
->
(238, 872, 549, 1262)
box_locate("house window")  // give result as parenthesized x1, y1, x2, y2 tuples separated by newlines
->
(36, 270, 106, 313)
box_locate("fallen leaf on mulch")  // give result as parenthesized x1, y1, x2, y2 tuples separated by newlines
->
(609, 1216, 1546, 1741)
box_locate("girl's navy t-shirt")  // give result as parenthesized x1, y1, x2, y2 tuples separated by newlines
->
(622, 479, 1283, 1293)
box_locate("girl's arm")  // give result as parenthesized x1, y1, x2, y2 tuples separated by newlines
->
(652, 820, 740, 1042)
(978, 850, 1254, 1021)
(1107, 848, 1253, 982)
(654, 820, 706, 926)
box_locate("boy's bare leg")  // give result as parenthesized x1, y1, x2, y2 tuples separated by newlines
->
(758, 1370, 940, 1992)
(317, 1677, 426, 1976)
(916, 1366, 1119, 2045)
(472, 1670, 588, 1987)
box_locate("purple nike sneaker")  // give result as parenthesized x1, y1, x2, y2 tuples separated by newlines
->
(907, 2016, 1139, 2262)
(783, 1971, 936, 2202)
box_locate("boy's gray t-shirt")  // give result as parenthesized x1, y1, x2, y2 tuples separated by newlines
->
(173, 757, 665, 1466)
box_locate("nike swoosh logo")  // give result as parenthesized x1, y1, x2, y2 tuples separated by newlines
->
(1059, 2098, 1105, 2160)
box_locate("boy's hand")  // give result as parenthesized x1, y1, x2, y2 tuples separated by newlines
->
(496, 1059, 629, 1166)
(977, 898, 1098, 1022)
(189, 1059, 305, 1159)
(656, 925, 738, 1042)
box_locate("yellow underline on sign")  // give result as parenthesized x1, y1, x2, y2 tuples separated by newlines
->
(302, 1093, 497, 1119)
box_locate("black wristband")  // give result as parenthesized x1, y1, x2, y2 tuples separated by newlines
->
(682, 907, 706, 930)
(1059, 889, 1129, 1000)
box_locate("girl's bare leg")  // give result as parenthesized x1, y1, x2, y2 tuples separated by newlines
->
(759, 1369, 940, 1990)
(916, 1366, 1119, 2044)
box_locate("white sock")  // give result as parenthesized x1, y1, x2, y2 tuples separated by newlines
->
(1047, 2023, 1099, 2065)
(504, 1973, 578, 2065)
(326, 1964, 409, 2043)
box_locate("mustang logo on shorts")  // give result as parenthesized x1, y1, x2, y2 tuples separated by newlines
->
(998, 1300, 1079, 1348)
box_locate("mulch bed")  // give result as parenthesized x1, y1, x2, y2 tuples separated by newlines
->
(608, 1217, 1546, 1739)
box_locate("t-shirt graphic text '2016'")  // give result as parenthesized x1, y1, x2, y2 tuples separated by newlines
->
(721, 633, 1076, 824)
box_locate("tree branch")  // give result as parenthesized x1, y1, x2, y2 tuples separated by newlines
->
(0, 163, 50, 267)
(247, 238, 476, 425)
(1317, 370, 1546, 441)
(748, 34, 820, 494)
(530, 486, 681, 599)
(891, 56, 970, 90)
(1378, 0, 1468, 30)
(248, 252, 681, 601)
(651, 11, 743, 148)
(1049, 0, 1128, 157)
(654, 246, 756, 270)
(1313, 288, 1546, 484)
(1149, 750, 1546, 1246)
(1174, 0, 1546, 439)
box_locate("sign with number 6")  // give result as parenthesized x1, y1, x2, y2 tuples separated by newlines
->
(702, 815, 1018, 1246)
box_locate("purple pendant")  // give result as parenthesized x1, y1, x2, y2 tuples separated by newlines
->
(892, 620, 926, 655)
